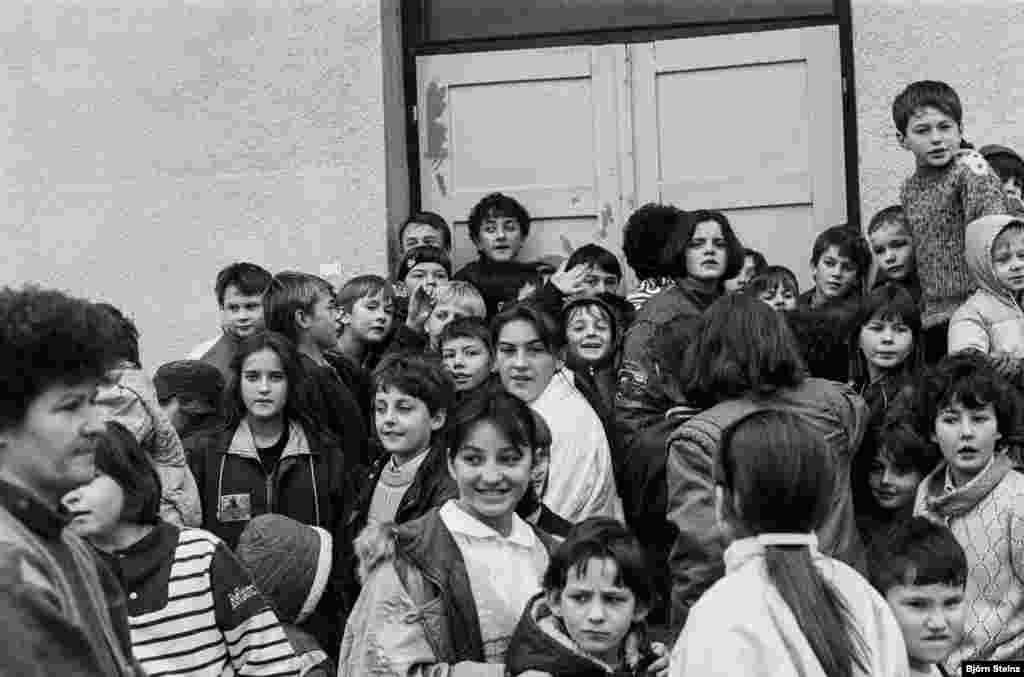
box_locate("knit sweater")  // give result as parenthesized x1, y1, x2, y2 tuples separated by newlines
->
(901, 149, 1007, 328)
(914, 454, 1024, 669)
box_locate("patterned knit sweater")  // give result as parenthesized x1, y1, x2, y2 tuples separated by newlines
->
(914, 454, 1024, 670)
(901, 149, 1006, 328)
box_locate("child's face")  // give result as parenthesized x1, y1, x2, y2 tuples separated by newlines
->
(565, 306, 613, 365)
(441, 336, 492, 392)
(496, 320, 559, 403)
(581, 266, 621, 297)
(220, 284, 265, 340)
(991, 226, 1024, 295)
(374, 386, 445, 459)
(724, 255, 759, 293)
(425, 302, 477, 347)
(684, 219, 728, 282)
(858, 314, 914, 376)
(885, 582, 965, 672)
(899, 106, 962, 169)
(758, 282, 797, 312)
(342, 291, 394, 344)
(474, 214, 524, 262)
(870, 222, 915, 282)
(549, 557, 646, 665)
(448, 419, 532, 535)
(404, 263, 449, 298)
(62, 473, 126, 541)
(240, 349, 288, 421)
(932, 399, 1001, 487)
(402, 223, 445, 253)
(1003, 176, 1023, 202)
(812, 245, 859, 302)
(868, 451, 922, 511)
(301, 293, 342, 350)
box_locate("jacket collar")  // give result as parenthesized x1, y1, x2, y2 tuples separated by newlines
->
(921, 453, 1013, 519)
(439, 500, 537, 549)
(227, 419, 312, 460)
(109, 521, 179, 589)
(724, 534, 821, 574)
(0, 478, 68, 539)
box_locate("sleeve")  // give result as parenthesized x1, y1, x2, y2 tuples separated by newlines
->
(615, 320, 667, 452)
(959, 153, 1009, 222)
(527, 281, 565, 319)
(948, 300, 993, 356)
(1007, 483, 1024, 586)
(669, 607, 763, 677)
(665, 422, 726, 635)
(210, 541, 301, 676)
(187, 437, 212, 530)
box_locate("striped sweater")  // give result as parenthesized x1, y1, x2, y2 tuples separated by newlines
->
(105, 522, 300, 677)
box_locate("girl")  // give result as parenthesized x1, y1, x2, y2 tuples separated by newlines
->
(493, 303, 623, 523)
(671, 410, 909, 677)
(849, 283, 922, 424)
(562, 294, 628, 420)
(62, 421, 300, 676)
(747, 265, 799, 312)
(338, 392, 556, 676)
(186, 330, 350, 651)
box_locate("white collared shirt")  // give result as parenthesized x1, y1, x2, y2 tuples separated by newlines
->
(438, 500, 549, 663)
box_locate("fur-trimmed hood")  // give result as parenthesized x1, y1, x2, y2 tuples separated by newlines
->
(352, 520, 399, 584)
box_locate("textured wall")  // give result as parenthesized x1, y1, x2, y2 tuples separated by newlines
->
(1, 1, 389, 368)
(853, 0, 1024, 228)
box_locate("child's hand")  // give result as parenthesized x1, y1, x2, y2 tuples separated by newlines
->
(647, 641, 670, 677)
(548, 261, 590, 297)
(406, 286, 435, 331)
(518, 280, 538, 300)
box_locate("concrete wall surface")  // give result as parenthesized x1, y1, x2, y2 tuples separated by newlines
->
(1, 1, 388, 367)
(853, 0, 1024, 227)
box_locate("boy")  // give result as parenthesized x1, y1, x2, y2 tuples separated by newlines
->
(263, 271, 370, 468)
(797, 224, 870, 309)
(913, 352, 1024, 670)
(422, 281, 486, 350)
(567, 243, 624, 298)
(623, 203, 685, 312)
(893, 81, 1007, 362)
(153, 359, 225, 441)
(398, 211, 452, 253)
(748, 265, 799, 312)
(868, 206, 919, 301)
(454, 192, 540, 317)
(724, 248, 767, 293)
(335, 274, 395, 369)
(869, 517, 967, 677)
(949, 215, 1024, 383)
(0, 285, 142, 676)
(348, 354, 457, 540)
(188, 262, 273, 380)
(980, 144, 1024, 212)
(439, 316, 495, 398)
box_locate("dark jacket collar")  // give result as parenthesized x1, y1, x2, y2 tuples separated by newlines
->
(111, 522, 179, 589)
(0, 478, 68, 539)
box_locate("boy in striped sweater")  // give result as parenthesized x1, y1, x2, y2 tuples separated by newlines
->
(63, 421, 301, 676)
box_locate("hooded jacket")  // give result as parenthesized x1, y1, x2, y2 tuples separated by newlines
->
(914, 454, 1024, 669)
(949, 214, 1024, 359)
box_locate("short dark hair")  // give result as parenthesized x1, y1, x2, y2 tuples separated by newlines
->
(868, 420, 939, 477)
(848, 283, 922, 388)
(543, 517, 655, 610)
(395, 245, 453, 282)
(263, 271, 334, 344)
(439, 316, 493, 355)
(491, 302, 566, 355)
(566, 244, 623, 279)
(869, 517, 967, 594)
(867, 206, 909, 236)
(892, 80, 963, 134)
(337, 275, 395, 313)
(674, 294, 805, 408)
(222, 331, 316, 431)
(810, 225, 872, 277)
(399, 211, 452, 251)
(985, 152, 1024, 185)
(467, 192, 531, 241)
(214, 262, 273, 307)
(747, 265, 800, 298)
(449, 390, 539, 462)
(0, 286, 120, 431)
(918, 352, 1021, 439)
(92, 421, 162, 525)
(372, 352, 455, 417)
(663, 209, 745, 282)
(94, 303, 141, 369)
(743, 248, 768, 272)
(622, 203, 689, 280)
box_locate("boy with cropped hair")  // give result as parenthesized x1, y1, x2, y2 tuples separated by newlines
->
(188, 262, 273, 380)
(623, 203, 684, 312)
(893, 80, 1007, 362)
(869, 517, 966, 677)
(335, 274, 395, 369)
(868, 205, 920, 301)
(798, 225, 871, 309)
(398, 211, 452, 253)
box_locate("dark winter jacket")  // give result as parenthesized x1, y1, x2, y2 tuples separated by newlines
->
(455, 258, 541, 318)
(507, 594, 657, 677)
(299, 354, 370, 471)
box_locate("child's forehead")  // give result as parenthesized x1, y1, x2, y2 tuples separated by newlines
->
(374, 384, 421, 401)
(441, 335, 488, 351)
(869, 221, 911, 242)
(482, 209, 521, 224)
(568, 303, 611, 323)
(907, 105, 958, 125)
(992, 223, 1024, 248)
(819, 244, 853, 261)
(357, 289, 393, 304)
(887, 580, 964, 599)
(937, 396, 995, 415)
(566, 556, 625, 586)
(404, 221, 442, 235)
(407, 261, 447, 275)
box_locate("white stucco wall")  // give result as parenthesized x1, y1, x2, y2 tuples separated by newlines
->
(1, 1, 389, 367)
(853, 0, 1024, 226)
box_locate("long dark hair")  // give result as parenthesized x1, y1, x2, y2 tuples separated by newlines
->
(717, 410, 867, 677)
(848, 283, 922, 390)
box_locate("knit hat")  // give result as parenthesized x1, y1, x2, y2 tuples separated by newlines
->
(396, 245, 453, 282)
(235, 514, 333, 624)
(153, 360, 225, 414)
(980, 144, 1024, 181)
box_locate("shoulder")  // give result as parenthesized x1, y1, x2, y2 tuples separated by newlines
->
(955, 149, 998, 179)
(187, 336, 221, 360)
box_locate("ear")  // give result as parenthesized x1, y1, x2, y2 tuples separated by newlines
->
(295, 308, 311, 330)
(896, 130, 908, 150)
(430, 409, 447, 432)
(446, 455, 458, 482)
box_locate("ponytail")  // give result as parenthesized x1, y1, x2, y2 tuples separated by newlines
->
(765, 546, 867, 677)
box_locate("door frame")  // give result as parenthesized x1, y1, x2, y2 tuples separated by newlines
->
(396, 1, 861, 253)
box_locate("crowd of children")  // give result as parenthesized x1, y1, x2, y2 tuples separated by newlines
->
(4, 77, 1024, 677)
